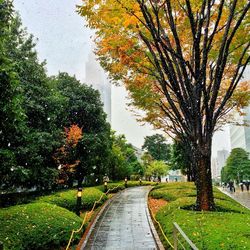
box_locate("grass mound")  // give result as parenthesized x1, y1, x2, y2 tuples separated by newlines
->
(150, 182, 250, 250)
(37, 187, 107, 211)
(0, 202, 82, 250)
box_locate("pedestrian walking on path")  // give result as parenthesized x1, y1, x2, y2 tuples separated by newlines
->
(239, 182, 244, 192)
(80, 186, 163, 249)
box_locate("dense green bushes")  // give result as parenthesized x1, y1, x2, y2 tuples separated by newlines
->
(37, 187, 107, 211)
(96, 180, 154, 193)
(150, 182, 250, 249)
(0, 202, 82, 250)
(0, 186, 108, 249)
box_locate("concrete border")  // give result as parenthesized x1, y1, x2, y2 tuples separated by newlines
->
(145, 187, 165, 250)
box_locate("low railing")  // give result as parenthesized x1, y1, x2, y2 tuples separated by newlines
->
(173, 222, 199, 250)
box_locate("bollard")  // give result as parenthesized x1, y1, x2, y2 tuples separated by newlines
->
(124, 177, 128, 188)
(139, 178, 142, 186)
(76, 187, 82, 216)
(104, 181, 108, 192)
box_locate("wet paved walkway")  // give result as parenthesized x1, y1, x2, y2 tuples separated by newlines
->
(81, 186, 158, 249)
(218, 188, 250, 209)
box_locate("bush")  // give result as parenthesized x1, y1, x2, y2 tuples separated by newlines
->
(37, 187, 107, 211)
(150, 182, 250, 250)
(0, 202, 83, 250)
(96, 180, 154, 193)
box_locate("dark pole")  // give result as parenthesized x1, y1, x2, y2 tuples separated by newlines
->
(76, 187, 82, 216)
(124, 177, 128, 188)
(104, 181, 108, 192)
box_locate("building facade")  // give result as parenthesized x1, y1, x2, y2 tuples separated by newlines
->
(85, 51, 111, 123)
(230, 106, 250, 154)
(212, 149, 229, 181)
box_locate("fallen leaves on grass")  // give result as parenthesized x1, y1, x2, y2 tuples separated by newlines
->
(148, 197, 167, 215)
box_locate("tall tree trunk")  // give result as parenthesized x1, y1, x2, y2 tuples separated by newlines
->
(194, 140, 215, 211)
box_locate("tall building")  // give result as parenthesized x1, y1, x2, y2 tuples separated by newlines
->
(230, 106, 250, 154)
(85, 51, 111, 123)
(211, 150, 229, 180)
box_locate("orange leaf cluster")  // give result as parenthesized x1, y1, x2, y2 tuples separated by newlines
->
(65, 124, 83, 147)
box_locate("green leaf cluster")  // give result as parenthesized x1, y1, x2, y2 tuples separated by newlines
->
(221, 148, 250, 183)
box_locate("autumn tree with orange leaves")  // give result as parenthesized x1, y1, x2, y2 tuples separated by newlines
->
(79, 0, 250, 210)
(54, 124, 83, 186)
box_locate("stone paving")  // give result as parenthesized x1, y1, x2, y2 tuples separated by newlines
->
(219, 188, 250, 209)
(81, 186, 158, 250)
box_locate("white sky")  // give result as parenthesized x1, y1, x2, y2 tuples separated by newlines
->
(13, 0, 231, 153)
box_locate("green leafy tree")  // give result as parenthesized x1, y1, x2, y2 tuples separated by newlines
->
(141, 152, 153, 180)
(51, 73, 112, 187)
(142, 134, 171, 162)
(171, 138, 195, 181)
(108, 133, 140, 180)
(3, 13, 64, 190)
(0, 0, 27, 189)
(145, 160, 169, 182)
(221, 148, 250, 183)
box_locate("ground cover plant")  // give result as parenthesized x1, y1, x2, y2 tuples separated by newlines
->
(0, 202, 82, 250)
(96, 180, 154, 193)
(37, 187, 107, 211)
(150, 182, 250, 249)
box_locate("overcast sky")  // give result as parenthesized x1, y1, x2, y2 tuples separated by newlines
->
(13, 0, 231, 153)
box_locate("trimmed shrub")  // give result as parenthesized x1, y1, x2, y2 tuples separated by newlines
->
(37, 187, 107, 211)
(0, 202, 82, 250)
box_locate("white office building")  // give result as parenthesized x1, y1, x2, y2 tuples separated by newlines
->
(230, 106, 250, 154)
(212, 149, 229, 180)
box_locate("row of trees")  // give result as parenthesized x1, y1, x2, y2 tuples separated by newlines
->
(80, 0, 250, 210)
(0, 1, 143, 191)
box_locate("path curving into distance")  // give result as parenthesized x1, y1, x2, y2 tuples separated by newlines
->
(80, 186, 161, 249)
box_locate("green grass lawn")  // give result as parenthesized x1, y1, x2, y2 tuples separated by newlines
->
(150, 182, 250, 250)
(0, 202, 82, 250)
(37, 186, 108, 212)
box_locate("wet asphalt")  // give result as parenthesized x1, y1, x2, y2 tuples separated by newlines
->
(81, 186, 157, 250)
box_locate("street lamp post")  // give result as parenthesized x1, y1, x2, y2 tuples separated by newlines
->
(76, 187, 82, 216)
(104, 181, 108, 192)
(124, 177, 128, 188)
(139, 177, 142, 186)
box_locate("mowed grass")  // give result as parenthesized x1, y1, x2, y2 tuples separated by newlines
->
(0, 202, 82, 250)
(37, 187, 108, 212)
(0, 186, 108, 249)
(150, 182, 250, 250)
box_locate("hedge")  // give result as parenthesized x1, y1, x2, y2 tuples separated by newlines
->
(37, 187, 107, 211)
(0, 202, 82, 250)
